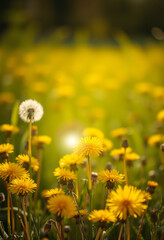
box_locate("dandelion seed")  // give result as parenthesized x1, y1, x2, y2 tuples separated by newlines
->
(19, 99, 43, 123)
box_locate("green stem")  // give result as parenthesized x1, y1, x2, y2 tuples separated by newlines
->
(123, 148, 128, 185)
(7, 187, 11, 236)
(87, 156, 92, 190)
(22, 196, 30, 240)
(127, 218, 130, 240)
(34, 149, 42, 212)
(118, 224, 123, 240)
(95, 227, 102, 240)
(28, 118, 32, 237)
(137, 213, 145, 240)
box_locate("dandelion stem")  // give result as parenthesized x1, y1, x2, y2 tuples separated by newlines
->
(60, 219, 64, 240)
(17, 214, 28, 239)
(75, 178, 79, 199)
(95, 227, 102, 240)
(153, 223, 157, 240)
(28, 118, 32, 236)
(34, 149, 42, 212)
(127, 218, 130, 240)
(9, 192, 15, 235)
(137, 213, 145, 240)
(78, 223, 84, 240)
(71, 192, 86, 240)
(87, 156, 92, 190)
(7, 186, 11, 236)
(118, 224, 123, 240)
(22, 197, 30, 240)
(123, 148, 128, 185)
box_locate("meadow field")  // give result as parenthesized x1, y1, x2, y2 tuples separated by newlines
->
(0, 35, 164, 240)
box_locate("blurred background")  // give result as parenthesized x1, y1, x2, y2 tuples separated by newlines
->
(0, 0, 164, 44)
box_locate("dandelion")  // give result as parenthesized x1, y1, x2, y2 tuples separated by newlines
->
(42, 188, 64, 200)
(106, 185, 148, 220)
(16, 154, 39, 171)
(0, 124, 19, 136)
(82, 128, 104, 139)
(47, 194, 76, 218)
(110, 147, 132, 160)
(0, 162, 29, 181)
(59, 153, 85, 168)
(147, 181, 158, 194)
(148, 134, 163, 147)
(74, 137, 103, 158)
(157, 110, 164, 122)
(54, 167, 76, 184)
(9, 178, 37, 196)
(126, 152, 140, 166)
(75, 136, 103, 190)
(107, 185, 148, 240)
(98, 169, 124, 189)
(88, 210, 116, 240)
(88, 209, 116, 223)
(32, 135, 52, 148)
(111, 127, 127, 138)
(19, 99, 43, 123)
(0, 143, 14, 158)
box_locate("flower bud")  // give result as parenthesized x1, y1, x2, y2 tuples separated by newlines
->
(44, 221, 51, 233)
(0, 192, 5, 203)
(122, 139, 129, 149)
(64, 225, 71, 233)
(106, 162, 112, 171)
(150, 209, 158, 224)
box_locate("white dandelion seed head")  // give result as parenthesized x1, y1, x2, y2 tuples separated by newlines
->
(19, 99, 44, 123)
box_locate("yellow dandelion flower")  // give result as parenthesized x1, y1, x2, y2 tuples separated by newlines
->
(0, 143, 14, 155)
(147, 181, 158, 188)
(0, 162, 29, 181)
(135, 82, 152, 94)
(47, 194, 76, 218)
(153, 86, 164, 101)
(88, 209, 116, 223)
(32, 135, 52, 148)
(111, 128, 127, 138)
(110, 147, 132, 159)
(74, 137, 103, 157)
(0, 124, 19, 134)
(142, 191, 152, 201)
(71, 209, 87, 218)
(59, 153, 85, 168)
(147, 181, 158, 194)
(16, 154, 39, 171)
(42, 188, 65, 199)
(157, 110, 164, 122)
(82, 128, 104, 139)
(106, 185, 148, 220)
(148, 134, 163, 146)
(102, 138, 113, 152)
(54, 167, 76, 181)
(98, 169, 124, 184)
(9, 178, 37, 196)
(126, 152, 140, 161)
